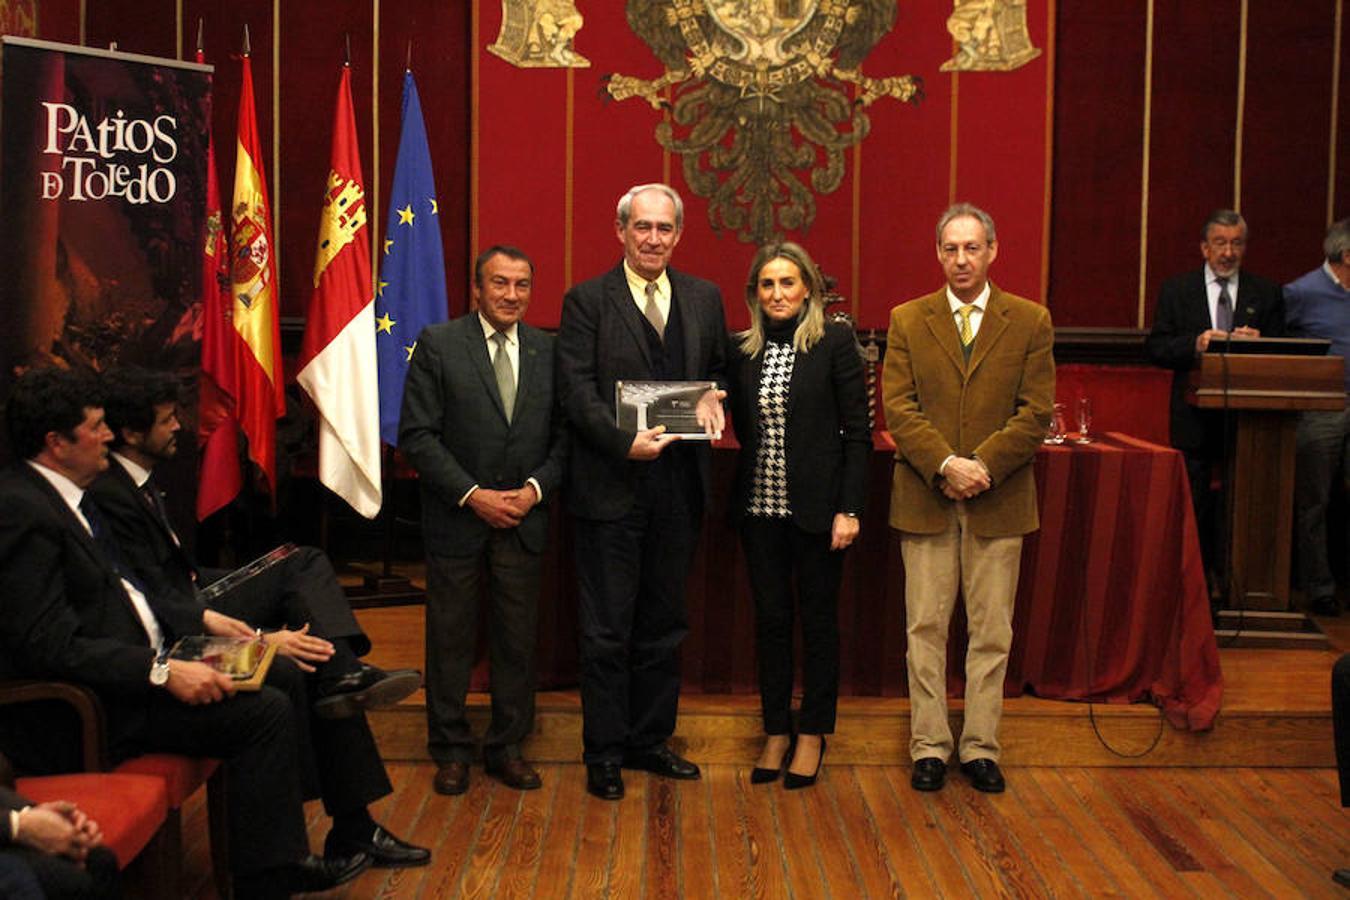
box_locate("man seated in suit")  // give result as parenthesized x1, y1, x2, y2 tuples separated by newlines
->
(0, 367, 388, 897)
(87, 366, 429, 871)
(557, 183, 728, 800)
(399, 245, 566, 796)
(1146, 209, 1285, 597)
(1, 774, 118, 900)
(882, 202, 1054, 794)
(92, 366, 421, 715)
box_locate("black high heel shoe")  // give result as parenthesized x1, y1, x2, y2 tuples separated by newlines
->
(783, 735, 826, 790)
(750, 734, 795, 784)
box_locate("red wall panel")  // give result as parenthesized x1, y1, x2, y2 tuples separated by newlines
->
(1240, 0, 1336, 283)
(475, 3, 1055, 330)
(1143, 0, 1241, 316)
(1047, 1, 1145, 326)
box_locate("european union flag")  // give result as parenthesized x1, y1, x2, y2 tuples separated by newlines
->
(375, 70, 447, 445)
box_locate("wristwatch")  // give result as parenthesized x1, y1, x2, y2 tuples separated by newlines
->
(149, 651, 170, 687)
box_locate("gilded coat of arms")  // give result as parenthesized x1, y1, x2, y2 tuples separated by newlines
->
(605, 0, 922, 244)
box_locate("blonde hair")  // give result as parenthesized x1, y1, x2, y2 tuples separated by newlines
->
(737, 241, 827, 357)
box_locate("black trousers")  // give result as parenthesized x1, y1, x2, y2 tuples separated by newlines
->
(574, 459, 700, 765)
(425, 530, 542, 765)
(1335, 652, 1350, 807)
(204, 545, 369, 656)
(740, 517, 844, 735)
(0, 845, 118, 899)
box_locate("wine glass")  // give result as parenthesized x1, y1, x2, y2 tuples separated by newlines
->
(1074, 396, 1093, 444)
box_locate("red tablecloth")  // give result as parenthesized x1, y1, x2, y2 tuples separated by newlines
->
(490, 432, 1224, 731)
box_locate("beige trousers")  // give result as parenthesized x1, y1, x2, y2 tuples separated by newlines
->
(900, 501, 1022, 764)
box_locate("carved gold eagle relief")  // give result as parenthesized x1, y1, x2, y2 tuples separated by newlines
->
(605, 0, 923, 244)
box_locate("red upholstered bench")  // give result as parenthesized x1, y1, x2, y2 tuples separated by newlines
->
(15, 771, 169, 875)
(0, 680, 230, 900)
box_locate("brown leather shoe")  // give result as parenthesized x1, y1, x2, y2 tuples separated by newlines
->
(485, 756, 541, 790)
(433, 762, 469, 795)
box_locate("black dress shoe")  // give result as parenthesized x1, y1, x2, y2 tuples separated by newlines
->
(587, 762, 624, 800)
(959, 758, 1006, 793)
(910, 757, 947, 792)
(1333, 869, 1350, 888)
(783, 735, 826, 790)
(315, 665, 422, 719)
(622, 745, 701, 780)
(326, 824, 430, 868)
(433, 761, 469, 795)
(286, 852, 371, 892)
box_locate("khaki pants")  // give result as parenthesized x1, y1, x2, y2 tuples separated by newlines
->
(900, 501, 1022, 764)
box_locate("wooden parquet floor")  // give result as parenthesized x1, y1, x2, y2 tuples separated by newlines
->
(178, 761, 1348, 899)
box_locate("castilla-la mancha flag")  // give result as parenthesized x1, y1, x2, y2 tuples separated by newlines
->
(228, 52, 284, 498)
(296, 65, 381, 517)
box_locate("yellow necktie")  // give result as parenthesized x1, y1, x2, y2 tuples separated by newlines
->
(957, 304, 975, 346)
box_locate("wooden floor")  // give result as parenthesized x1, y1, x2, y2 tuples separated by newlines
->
(164, 591, 1350, 898)
(175, 762, 1349, 898)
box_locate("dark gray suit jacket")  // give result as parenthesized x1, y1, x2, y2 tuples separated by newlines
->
(557, 263, 728, 521)
(1146, 266, 1285, 451)
(399, 314, 566, 555)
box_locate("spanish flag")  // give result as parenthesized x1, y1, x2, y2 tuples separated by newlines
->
(296, 64, 381, 518)
(228, 52, 283, 498)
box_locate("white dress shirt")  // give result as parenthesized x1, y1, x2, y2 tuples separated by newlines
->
(1204, 264, 1240, 329)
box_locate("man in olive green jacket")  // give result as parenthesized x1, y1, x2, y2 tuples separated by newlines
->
(882, 202, 1054, 794)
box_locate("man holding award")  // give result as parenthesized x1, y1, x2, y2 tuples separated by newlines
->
(557, 183, 728, 800)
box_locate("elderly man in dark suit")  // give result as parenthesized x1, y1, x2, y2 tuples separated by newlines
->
(883, 203, 1055, 795)
(557, 183, 728, 800)
(400, 245, 566, 796)
(0, 367, 370, 898)
(86, 366, 428, 870)
(1146, 209, 1285, 592)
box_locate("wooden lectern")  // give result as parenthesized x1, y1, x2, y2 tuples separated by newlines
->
(1187, 351, 1344, 614)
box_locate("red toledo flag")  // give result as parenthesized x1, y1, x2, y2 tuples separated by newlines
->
(228, 53, 284, 498)
(296, 65, 381, 517)
(196, 49, 243, 520)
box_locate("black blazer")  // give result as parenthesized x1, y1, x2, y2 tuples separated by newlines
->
(557, 263, 728, 521)
(0, 464, 166, 769)
(87, 459, 205, 639)
(728, 320, 871, 533)
(1145, 267, 1285, 450)
(399, 314, 566, 555)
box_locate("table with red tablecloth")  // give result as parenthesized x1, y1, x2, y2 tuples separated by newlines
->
(499, 431, 1223, 731)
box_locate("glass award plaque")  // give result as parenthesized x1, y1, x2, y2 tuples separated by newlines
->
(615, 380, 721, 439)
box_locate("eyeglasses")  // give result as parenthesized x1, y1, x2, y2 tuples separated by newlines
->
(939, 243, 989, 259)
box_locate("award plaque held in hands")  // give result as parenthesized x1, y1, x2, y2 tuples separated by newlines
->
(616, 380, 721, 439)
(169, 635, 277, 691)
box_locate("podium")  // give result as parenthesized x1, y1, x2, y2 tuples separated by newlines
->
(1187, 352, 1344, 612)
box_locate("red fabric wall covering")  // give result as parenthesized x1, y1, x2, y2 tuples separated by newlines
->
(83, 1, 175, 56)
(1046, 2, 1146, 326)
(856, 1, 953, 330)
(33, 0, 79, 43)
(1240, 0, 1336, 282)
(953, 0, 1052, 305)
(1142, 1, 1241, 313)
(476, 3, 1053, 331)
(1339, 3, 1350, 234)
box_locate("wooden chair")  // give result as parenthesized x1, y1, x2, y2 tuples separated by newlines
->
(0, 679, 231, 899)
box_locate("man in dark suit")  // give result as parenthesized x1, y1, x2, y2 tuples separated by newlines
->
(88, 367, 428, 870)
(1146, 209, 1285, 591)
(1, 780, 118, 899)
(883, 203, 1055, 794)
(400, 246, 566, 796)
(0, 367, 368, 897)
(557, 183, 728, 800)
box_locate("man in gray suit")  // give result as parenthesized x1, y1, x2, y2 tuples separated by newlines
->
(399, 246, 566, 796)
